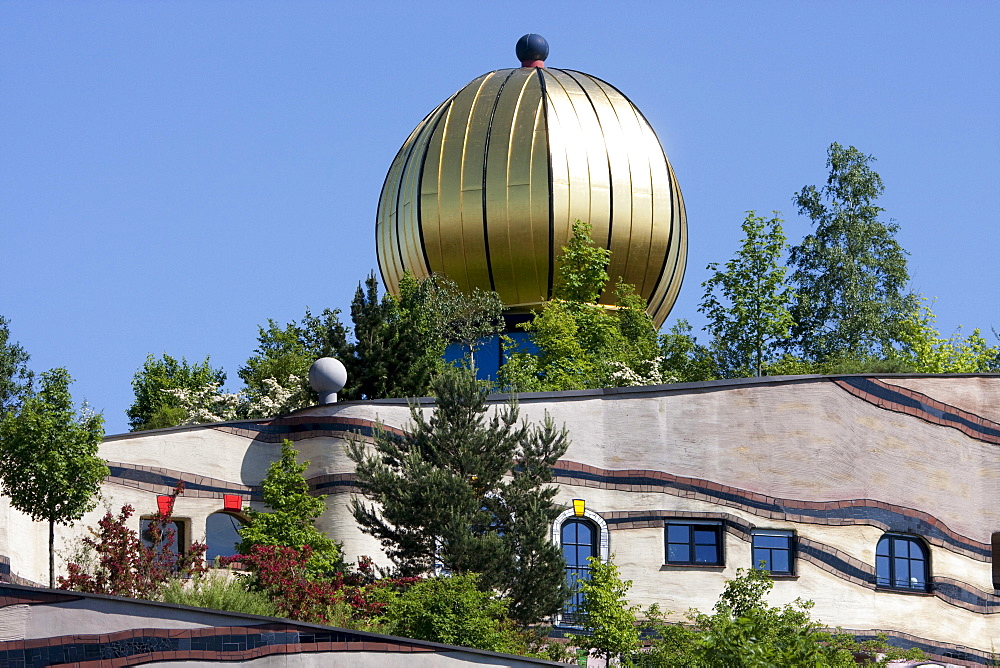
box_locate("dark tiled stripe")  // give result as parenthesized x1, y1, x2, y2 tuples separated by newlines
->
(552, 461, 989, 560)
(835, 377, 1000, 444)
(933, 577, 1000, 614)
(797, 538, 875, 586)
(835, 629, 991, 666)
(212, 417, 405, 443)
(108, 466, 259, 499)
(104, 465, 355, 500)
(0, 623, 434, 667)
(604, 511, 752, 540)
(0, 585, 80, 607)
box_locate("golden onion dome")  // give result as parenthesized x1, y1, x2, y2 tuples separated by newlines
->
(376, 36, 687, 327)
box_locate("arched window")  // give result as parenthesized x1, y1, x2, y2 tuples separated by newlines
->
(561, 518, 597, 623)
(552, 505, 609, 626)
(876, 534, 928, 591)
(141, 517, 186, 557)
(205, 512, 244, 564)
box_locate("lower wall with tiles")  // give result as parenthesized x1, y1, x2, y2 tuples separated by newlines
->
(2, 374, 1000, 663)
(0, 585, 554, 667)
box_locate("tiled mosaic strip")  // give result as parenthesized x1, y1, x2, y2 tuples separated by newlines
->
(830, 628, 990, 667)
(0, 623, 435, 668)
(604, 509, 1000, 615)
(106, 463, 257, 501)
(553, 460, 989, 561)
(104, 464, 356, 502)
(0, 588, 80, 608)
(834, 377, 1000, 445)
(211, 416, 404, 444)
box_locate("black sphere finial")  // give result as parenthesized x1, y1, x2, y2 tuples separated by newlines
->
(516, 34, 549, 64)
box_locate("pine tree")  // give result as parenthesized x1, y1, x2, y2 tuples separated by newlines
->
(348, 272, 502, 399)
(237, 439, 340, 575)
(347, 367, 570, 625)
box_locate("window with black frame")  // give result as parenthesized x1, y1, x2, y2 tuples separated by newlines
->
(875, 534, 928, 591)
(751, 530, 794, 574)
(561, 518, 597, 623)
(665, 522, 723, 565)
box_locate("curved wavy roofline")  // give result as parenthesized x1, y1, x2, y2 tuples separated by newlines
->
(106, 372, 1000, 440)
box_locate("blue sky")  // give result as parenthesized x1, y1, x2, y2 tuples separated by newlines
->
(3, 2, 998, 434)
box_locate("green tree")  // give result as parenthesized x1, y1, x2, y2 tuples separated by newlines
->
(684, 567, 830, 666)
(700, 212, 795, 377)
(127, 354, 226, 430)
(240, 308, 351, 406)
(348, 366, 570, 625)
(0, 316, 33, 417)
(789, 143, 915, 362)
(0, 368, 108, 587)
(658, 320, 718, 383)
(499, 221, 662, 392)
(381, 574, 527, 654)
(237, 439, 341, 574)
(897, 297, 1000, 373)
(575, 557, 641, 665)
(348, 272, 503, 399)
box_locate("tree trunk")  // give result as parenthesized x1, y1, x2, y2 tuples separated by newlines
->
(48, 519, 54, 589)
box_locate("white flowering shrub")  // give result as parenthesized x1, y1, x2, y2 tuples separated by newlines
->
(162, 375, 311, 425)
(605, 357, 676, 387)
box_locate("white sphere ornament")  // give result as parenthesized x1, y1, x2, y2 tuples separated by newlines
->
(309, 357, 347, 405)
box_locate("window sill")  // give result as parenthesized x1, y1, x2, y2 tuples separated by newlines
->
(875, 586, 933, 596)
(660, 563, 725, 571)
(766, 573, 799, 580)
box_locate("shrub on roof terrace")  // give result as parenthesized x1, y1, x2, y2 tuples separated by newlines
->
(58, 483, 207, 598)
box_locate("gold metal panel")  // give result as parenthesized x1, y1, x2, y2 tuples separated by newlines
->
(542, 70, 593, 255)
(485, 68, 537, 306)
(501, 71, 546, 306)
(601, 76, 655, 296)
(542, 70, 612, 254)
(527, 98, 551, 306)
(651, 162, 688, 325)
(459, 71, 508, 293)
(419, 104, 447, 275)
(397, 108, 439, 283)
(566, 73, 642, 298)
(430, 72, 494, 292)
(377, 119, 425, 294)
(638, 117, 675, 300)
